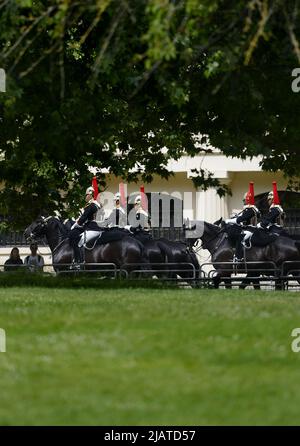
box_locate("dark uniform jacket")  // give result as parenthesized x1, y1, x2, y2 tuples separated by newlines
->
(103, 207, 127, 228)
(261, 205, 284, 229)
(236, 206, 260, 226)
(130, 209, 151, 230)
(77, 201, 101, 231)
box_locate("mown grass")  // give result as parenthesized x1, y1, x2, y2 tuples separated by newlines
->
(0, 287, 300, 425)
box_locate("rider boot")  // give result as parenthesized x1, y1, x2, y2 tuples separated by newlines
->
(234, 238, 244, 263)
(72, 245, 84, 269)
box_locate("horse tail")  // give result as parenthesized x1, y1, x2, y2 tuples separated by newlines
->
(156, 240, 173, 263)
(157, 239, 197, 279)
(131, 237, 151, 269)
(295, 241, 300, 255)
(133, 238, 150, 261)
(187, 248, 200, 278)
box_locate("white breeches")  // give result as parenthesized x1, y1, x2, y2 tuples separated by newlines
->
(242, 230, 252, 246)
(78, 231, 101, 247)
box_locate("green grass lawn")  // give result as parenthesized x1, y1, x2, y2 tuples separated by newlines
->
(1, 286, 300, 425)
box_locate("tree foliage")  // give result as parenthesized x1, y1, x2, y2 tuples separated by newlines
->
(0, 0, 299, 226)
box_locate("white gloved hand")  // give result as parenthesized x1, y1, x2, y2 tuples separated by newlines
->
(225, 218, 237, 224)
(124, 225, 132, 232)
(257, 222, 262, 229)
(71, 222, 81, 230)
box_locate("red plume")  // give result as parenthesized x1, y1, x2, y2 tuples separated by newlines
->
(272, 181, 280, 205)
(140, 185, 148, 211)
(248, 182, 255, 205)
(245, 182, 255, 205)
(92, 176, 99, 201)
(119, 182, 126, 207)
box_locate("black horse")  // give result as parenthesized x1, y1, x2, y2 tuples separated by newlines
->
(144, 238, 199, 283)
(188, 220, 300, 289)
(63, 220, 199, 282)
(119, 228, 199, 283)
(24, 216, 150, 274)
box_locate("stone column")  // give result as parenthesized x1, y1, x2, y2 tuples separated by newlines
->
(194, 178, 231, 270)
(195, 187, 229, 223)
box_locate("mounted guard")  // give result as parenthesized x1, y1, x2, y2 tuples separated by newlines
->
(225, 182, 261, 262)
(133, 195, 151, 229)
(69, 184, 102, 267)
(127, 186, 152, 243)
(101, 184, 127, 228)
(257, 182, 285, 234)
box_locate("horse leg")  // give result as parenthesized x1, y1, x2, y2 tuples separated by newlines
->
(239, 272, 260, 290)
(274, 270, 284, 291)
(125, 246, 151, 279)
(239, 274, 251, 290)
(223, 274, 232, 289)
(292, 272, 300, 290)
(213, 273, 222, 289)
(252, 273, 261, 290)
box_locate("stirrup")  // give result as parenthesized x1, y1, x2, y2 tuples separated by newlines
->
(233, 255, 244, 263)
(242, 241, 251, 249)
(70, 260, 82, 271)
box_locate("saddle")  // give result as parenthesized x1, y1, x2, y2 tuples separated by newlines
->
(131, 228, 153, 244)
(226, 223, 278, 249)
(243, 228, 278, 248)
(78, 228, 131, 249)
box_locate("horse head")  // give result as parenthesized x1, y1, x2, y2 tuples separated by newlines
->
(214, 217, 225, 227)
(24, 216, 52, 241)
(24, 215, 68, 248)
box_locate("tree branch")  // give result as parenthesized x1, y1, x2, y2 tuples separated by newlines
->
(2, 5, 57, 59)
(284, 6, 300, 63)
(244, 0, 275, 65)
(79, 0, 112, 46)
(129, 12, 189, 100)
(0, 0, 10, 11)
(91, 6, 126, 85)
(19, 43, 59, 79)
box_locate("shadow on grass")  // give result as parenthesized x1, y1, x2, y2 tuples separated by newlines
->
(0, 271, 183, 289)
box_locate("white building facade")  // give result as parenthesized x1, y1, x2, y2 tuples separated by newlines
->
(103, 152, 287, 224)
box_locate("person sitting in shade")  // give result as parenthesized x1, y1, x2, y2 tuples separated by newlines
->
(24, 242, 44, 272)
(4, 247, 23, 272)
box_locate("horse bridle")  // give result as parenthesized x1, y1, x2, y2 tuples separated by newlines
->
(28, 216, 61, 250)
(201, 228, 227, 255)
(38, 216, 68, 253)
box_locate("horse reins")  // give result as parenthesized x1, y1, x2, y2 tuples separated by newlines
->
(201, 228, 227, 255)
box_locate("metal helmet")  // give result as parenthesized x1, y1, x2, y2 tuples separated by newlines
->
(85, 186, 94, 196)
(114, 192, 121, 202)
(271, 181, 280, 205)
(243, 182, 255, 206)
(134, 195, 141, 205)
(242, 192, 248, 204)
(267, 191, 274, 201)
